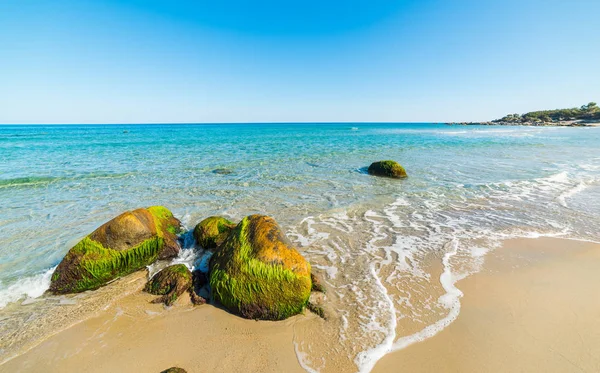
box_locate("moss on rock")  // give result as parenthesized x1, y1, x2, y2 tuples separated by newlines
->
(367, 160, 407, 179)
(160, 368, 187, 373)
(145, 264, 192, 306)
(209, 215, 312, 320)
(49, 206, 182, 294)
(193, 216, 236, 250)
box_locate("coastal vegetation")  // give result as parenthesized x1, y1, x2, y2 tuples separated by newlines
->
(494, 102, 599, 124)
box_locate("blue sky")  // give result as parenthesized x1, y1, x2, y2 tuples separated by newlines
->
(1, 0, 599, 123)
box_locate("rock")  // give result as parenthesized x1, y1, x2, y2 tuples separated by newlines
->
(367, 160, 407, 179)
(209, 215, 312, 320)
(160, 368, 187, 373)
(49, 206, 182, 294)
(145, 264, 192, 306)
(212, 168, 232, 175)
(193, 216, 236, 250)
(308, 292, 327, 319)
(190, 269, 208, 305)
(311, 273, 325, 293)
(307, 302, 326, 319)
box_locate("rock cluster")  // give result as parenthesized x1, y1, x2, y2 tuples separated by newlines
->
(50, 209, 323, 320)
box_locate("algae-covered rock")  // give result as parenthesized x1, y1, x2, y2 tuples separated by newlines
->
(160, 368, 187, 373)
(49, 206, 182, 294)
(367, 160, 407, 178)
(193, 216, 236, 250)
(209, 215, 312, 320)
(145, 264, 193, 306)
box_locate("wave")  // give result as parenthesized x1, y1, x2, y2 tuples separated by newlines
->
(557, 182, 588, 208)
(0, 266, 56, 308)
(291, 163, 600, 373)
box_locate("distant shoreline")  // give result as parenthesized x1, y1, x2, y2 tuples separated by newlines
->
(445, 120, 600, 127)
(448, 101, 600, 127)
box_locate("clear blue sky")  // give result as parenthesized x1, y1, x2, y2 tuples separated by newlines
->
(1, 0, 599, 123)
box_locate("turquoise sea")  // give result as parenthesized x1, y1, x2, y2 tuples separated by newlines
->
(1, 123, 600, 371)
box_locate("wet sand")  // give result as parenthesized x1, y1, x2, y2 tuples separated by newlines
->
(373, 237, 600, 373)
(2, 237, 599, 373)
(0, 286, 309, 373)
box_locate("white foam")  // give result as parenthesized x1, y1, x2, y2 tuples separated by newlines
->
(391, 240, 462, 351)
(547, 171, 569, 183)
(0, 266, 56, 308)
(354, 262, 398, 373)
(294, 341, 321, 373)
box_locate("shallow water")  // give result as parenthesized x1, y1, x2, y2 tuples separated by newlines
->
(1, 123, 599, 371)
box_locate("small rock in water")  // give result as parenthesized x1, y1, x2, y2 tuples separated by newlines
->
(367, 160, 407, 179)
(144, 264, 192, 306)
(311, 273, 326, 293)
(212, 168, 232, 175)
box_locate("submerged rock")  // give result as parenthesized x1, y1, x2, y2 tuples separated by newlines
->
(209, 215, 312, 320)
(49, 206, 182, 294)
(367, 160, 407, 179)
(145, 264, 193, 306)
(193, 216, 236, 250)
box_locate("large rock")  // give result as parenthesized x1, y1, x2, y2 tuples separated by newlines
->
(367, 160, 407, 178)
(193, 216, 236, 250)
(145, 264, 193, 306)
(209, 215, 312, 320)
(49, 206, 181, 294)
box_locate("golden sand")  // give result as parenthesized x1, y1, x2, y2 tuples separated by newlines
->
(2, 237, 599, 373)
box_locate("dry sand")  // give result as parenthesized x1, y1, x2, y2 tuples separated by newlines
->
(2, 237, 599, 373)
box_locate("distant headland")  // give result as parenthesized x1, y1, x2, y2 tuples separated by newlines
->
(447, 102, 600, 126)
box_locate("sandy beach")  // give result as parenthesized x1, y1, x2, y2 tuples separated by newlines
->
(1, 237, 599, 373)
(373, 237, 600, 373)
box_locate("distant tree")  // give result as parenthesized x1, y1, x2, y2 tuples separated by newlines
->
(581, 102, 598, 112)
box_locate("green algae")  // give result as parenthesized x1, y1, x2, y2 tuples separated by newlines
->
(209, 216, 311, 320)
(50, 235, 163, 293)
(50, 206, 181, 294)
(145, 264, 193, 306)
(367, 160, 407, 178)
(148, 205, 181, 235)
(193, 216, 236, 250)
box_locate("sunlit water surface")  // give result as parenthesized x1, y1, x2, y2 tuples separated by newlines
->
(1, 123, 599, 371)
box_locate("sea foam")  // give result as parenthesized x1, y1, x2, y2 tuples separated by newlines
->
(0, 266, 56, 308)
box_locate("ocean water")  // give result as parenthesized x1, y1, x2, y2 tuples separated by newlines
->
(1, 123, 599, 371)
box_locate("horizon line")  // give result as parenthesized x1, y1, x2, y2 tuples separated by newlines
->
(0, 121, 460, 126)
